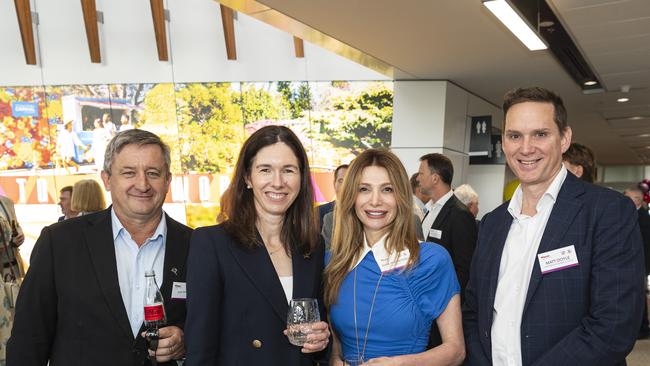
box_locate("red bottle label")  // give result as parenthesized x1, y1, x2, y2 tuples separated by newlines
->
(144, 304, 164, 321)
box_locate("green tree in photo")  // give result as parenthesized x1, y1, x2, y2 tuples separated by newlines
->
(323, 83, 393, 155)
(175, 83, 245, 173)
(275, 81, 311, 119)
(241, 84, 284, 123)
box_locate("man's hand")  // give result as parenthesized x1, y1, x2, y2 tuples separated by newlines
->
(142, 326, 185, 362)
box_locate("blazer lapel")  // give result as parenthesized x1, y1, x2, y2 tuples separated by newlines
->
(292, 250, 316, 300)
(485, 208, 513, 327)
(523, 175, 585, 313)
(228, 238, 289, 323)
(84, 209, 134, 341)
(160, 214, 186, 300)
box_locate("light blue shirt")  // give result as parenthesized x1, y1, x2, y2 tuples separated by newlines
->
(112, 208, 167, 337)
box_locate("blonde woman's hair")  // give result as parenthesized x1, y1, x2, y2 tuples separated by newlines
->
(71, 179, 107, 213)
(324, 148, 419, 306)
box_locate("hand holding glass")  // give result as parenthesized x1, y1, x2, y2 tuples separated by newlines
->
(286, 298, 320, 346)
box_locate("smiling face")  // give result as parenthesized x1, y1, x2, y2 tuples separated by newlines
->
(246, 142, 301, 220)
(354, 165, 397, 245)
(101, 144, 170, 225)
(503, 101, 571, 193)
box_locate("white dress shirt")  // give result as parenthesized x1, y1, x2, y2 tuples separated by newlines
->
(491, 166, 567, 366)
(421, 190, 454, 239)
(112, 209, 167, 337)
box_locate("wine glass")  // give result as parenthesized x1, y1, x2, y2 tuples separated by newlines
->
(286, 298, 320, 346)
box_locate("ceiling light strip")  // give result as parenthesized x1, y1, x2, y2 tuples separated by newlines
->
(483, 0, 547, 51)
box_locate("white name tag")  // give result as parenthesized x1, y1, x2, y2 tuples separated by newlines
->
(376, 249, 410, 273)
(428, 228, 442, 240)
(171, 282, 187, 300)
(537, 245, 579, 274)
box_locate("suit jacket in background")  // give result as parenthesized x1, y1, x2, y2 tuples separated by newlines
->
(318, 201, 335, 226)
(463, 173, 645, 366)
(424, 194, 477, 296)
(185, 224, 325, 366)
(7, 208, 193, 366)
(638, 207, 650, 275)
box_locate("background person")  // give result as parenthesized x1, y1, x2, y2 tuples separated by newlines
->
(562, 142, 596, 183)
(0, 194, 25, 278)
(326, 148, 464, 366)
(453, 184, 479, 219)
(71, 179, 107, 216)
(410, 173, 431, 222)
(57, 186, 78, 221)
(319, 164, 349, 224)
(185, 125, 329, 366)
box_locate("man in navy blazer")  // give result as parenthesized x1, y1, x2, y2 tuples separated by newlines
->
(463, 87, 645, 365)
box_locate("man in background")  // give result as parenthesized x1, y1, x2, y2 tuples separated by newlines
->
(318, 164, 348, 224)
(57, 186, 78, 221)
(624, 186, 650, 339)
(410, 173, 431, 222)
(454, 184, 479, 219)
(562, 142, 596, 183)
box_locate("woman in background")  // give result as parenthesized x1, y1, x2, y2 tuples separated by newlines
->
(185, 125, 329, 366)
(71, 179, 106, 216)
(325, 148, 464, 365)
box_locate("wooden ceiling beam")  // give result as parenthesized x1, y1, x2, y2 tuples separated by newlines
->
(220, 4, 237, 60)
(13, 0, 37, 65)
(80, 0, 101, 63)
(150, 0, 169, 61)
(293, 36, 304, 58)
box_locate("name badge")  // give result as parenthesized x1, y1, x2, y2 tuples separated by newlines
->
(171, 282, 187, 300)
(428, 228, 442, 240)
(376, 249, 410, 273)
(537, 245, 579, 274)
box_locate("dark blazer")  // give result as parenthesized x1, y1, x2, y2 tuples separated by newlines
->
(185, 224, 325, 366)
(463, 173, 645, 366)
(318, 201, 335, 225)
(7, 208, 192, 366)
(424, 194, 477, 296)
(638, 208, 650, 275)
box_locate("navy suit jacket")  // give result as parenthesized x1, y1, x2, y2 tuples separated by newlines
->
(185, 224, 325, 366)
(7, 208, 192, 366)
(318, 201, 335, 226)
(463, 173, 645, 366)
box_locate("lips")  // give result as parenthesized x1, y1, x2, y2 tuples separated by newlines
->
(365, 210, 388, 218)
(265, 192, 288, 201)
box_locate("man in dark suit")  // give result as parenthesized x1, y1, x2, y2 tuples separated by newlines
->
(8, 129, 192, 366)
(624, 186, 650, 339)
(463, 87, 644, 365)
(317, 164, 348, 225)
(417, 153, 477, 296)
(57, 185, 77, 221)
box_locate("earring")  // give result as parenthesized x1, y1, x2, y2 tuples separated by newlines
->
(246, 184, 252, 189)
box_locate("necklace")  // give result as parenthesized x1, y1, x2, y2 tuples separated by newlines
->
(266, 245, 283, 256)
(353, 267, 383, 363)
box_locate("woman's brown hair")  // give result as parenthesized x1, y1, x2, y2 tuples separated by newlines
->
(219, 125, 318, 255)
(324, 148, 419, 306)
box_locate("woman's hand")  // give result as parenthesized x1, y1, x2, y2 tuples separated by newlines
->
(284, 321, 330, 353)
(362, 356, 403, 365)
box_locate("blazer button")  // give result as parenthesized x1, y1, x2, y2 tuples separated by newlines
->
(252, 339, 263, 348)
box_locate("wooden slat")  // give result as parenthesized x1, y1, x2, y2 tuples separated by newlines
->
(220, 4, 237, 60)
(150, 0, 168, 61)
(80, 0, 101, 63)
(293, 36, 304, 58)
(14, 0, 36, 65)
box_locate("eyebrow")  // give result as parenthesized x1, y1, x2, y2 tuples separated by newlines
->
(254, 163, 299, 169)
(505, 128, 550, 134)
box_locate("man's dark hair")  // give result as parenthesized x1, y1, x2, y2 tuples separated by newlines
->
(563, 143, 596, 183)
(410, 173, 420, 191)
(503, 87, 568, 135)
(419, 153, 453, 186)
(334, 164, 349, 181)
(60, 186, 73, 194)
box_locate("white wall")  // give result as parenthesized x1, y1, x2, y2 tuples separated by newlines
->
(0, 0, 389, 86)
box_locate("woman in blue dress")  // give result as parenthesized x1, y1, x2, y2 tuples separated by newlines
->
(325, 148, 464, 365)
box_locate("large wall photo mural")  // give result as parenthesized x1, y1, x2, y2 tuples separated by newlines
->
(0, 81, 393, 231)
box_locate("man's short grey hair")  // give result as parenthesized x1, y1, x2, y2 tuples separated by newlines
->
(103, 129, 171, 177)
(454, 184, 478, 206)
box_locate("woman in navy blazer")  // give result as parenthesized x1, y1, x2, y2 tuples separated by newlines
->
(185, 126, 330, 366)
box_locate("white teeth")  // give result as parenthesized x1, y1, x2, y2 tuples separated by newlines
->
(267, 193, 285, 200)
(367, 211, 385, 217)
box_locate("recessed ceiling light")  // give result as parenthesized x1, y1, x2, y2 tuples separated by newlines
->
(584, 81, 597, 86)
(617, 97, 630, 103)
(630, 116, 645, 120)
(639, 134, 650, 138)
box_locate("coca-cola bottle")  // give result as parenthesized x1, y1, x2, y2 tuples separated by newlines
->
(144, 269, 166, 328)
